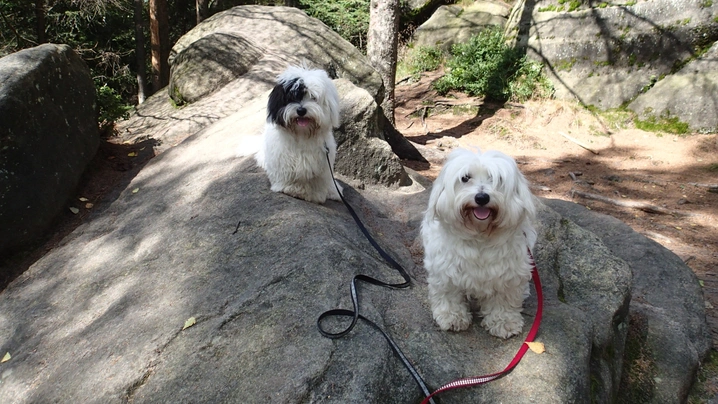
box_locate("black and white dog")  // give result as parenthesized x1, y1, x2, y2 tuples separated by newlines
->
(255, 65, 342, 204)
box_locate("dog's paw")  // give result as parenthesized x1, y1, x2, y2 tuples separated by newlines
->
(433, 308, 472, 332)
(481, 312, 524, 339)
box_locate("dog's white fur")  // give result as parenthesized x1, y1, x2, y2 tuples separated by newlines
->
(255, 65, 342, 204)
(421, 148, 537, 338)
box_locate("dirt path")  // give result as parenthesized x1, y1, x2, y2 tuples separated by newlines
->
(396, 72, 718, 347)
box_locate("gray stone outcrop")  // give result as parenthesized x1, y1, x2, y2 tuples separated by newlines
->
(0, 44, 98, 257)
(629, 42, 718, 133)
(412, 1, 512, 50)
(168, 34, 264, 105)
(334, 79, 410, 186)
(544, 199, 712, 403)
(170, 5, 383, 103)
(505, 0, 718, 130)
(119, 5, 408, 187)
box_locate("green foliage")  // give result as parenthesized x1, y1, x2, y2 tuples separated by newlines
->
(634, 112, 690, 135)
(538, 4, 564, 12)
(96, 84, 132, 125)
(1, 0, 140, 124)
(509, 60, 554, 101)
(397, 45, 444, 79)
(434, 27, 553, 102)
(0, 0, 200, 125)
(299, 0, 370, 50)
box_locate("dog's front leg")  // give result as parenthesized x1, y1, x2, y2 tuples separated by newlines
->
(428, 279, 472, 331)
(479, 290, 525, 339)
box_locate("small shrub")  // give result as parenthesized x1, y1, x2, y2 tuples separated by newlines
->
(398, 45, 444, 79)
(433, 26, 553, 102)
(96, 84, 132, 126)
(299, 0, 370, 51)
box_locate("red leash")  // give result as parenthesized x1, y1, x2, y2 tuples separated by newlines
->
(420, 248, 543, 404)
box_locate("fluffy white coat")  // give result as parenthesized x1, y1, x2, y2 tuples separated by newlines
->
(256, 66, 342, 204)
(421, 148, 537, 338)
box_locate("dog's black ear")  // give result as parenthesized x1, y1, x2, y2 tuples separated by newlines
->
(267, 84, 287, 126)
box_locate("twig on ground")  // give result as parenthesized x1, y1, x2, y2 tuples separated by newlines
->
(404, 100, 482, 118)
(570, 189, 692, 216)
(396, 75, 414, 85)
(559, 132, 599, 155)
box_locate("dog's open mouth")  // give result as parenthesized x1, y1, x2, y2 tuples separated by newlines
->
(472, 206, 492, 221)
(295, 117, 313, 127)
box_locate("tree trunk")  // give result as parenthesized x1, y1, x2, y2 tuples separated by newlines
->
(134, 0, 148, 103)
(149, 0, 170, 94)
(196, 0, 209, 25)
(367, 0, 399, 125)
(34, 0, 45, 44)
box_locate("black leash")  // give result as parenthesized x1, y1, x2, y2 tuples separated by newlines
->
(317, 149, 436, 403)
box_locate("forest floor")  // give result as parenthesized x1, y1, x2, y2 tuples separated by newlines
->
(395, 71, 718, 351)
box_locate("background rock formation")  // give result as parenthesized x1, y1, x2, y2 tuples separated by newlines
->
(0, 44, 98, 258)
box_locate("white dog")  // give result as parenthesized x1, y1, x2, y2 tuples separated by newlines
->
(421, 148, 537, 339)
(255, 65, 343, 204)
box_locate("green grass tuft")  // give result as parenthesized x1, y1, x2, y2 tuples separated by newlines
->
(397, 45, 445, 80)
(634, 114, 690, 135)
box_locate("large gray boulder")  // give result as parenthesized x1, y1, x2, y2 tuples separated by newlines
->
(0, 93, 708, 401)
(412, 1, 512, 50)
(506, 0, 718, 115)
(168, 34, 264, 105)
(334, 79, 410, 186)
(0, 44, 98, 257)
(628, 42, 718, 133)
(119, 5, 410, 187)
(169, 5, 383, 104)
(544, 199, 712, 403)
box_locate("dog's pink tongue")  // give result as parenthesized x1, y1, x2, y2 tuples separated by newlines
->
(473, 206, 491, 220)
(296, 117, 311, 127)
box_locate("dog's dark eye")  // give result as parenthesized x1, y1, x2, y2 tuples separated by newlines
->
(461, 175, 471, 183)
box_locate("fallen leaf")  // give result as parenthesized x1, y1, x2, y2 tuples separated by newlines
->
(526, 341, 545, 354)
(79, 197, 89, 202)
(1, 352, 10, 363)
(675, 227, 682, 230)
(128, 152, 138, 157)
(182, 317, 196, 330)
(85, 203, 94, 209)
(132, 188, 140, 194)
(700, 280, 705, 287)
(69, 207, 79, 214)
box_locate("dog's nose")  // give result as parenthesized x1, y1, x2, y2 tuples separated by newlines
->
(475, 193, 490, 206)
(297, 107, 307, 116)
